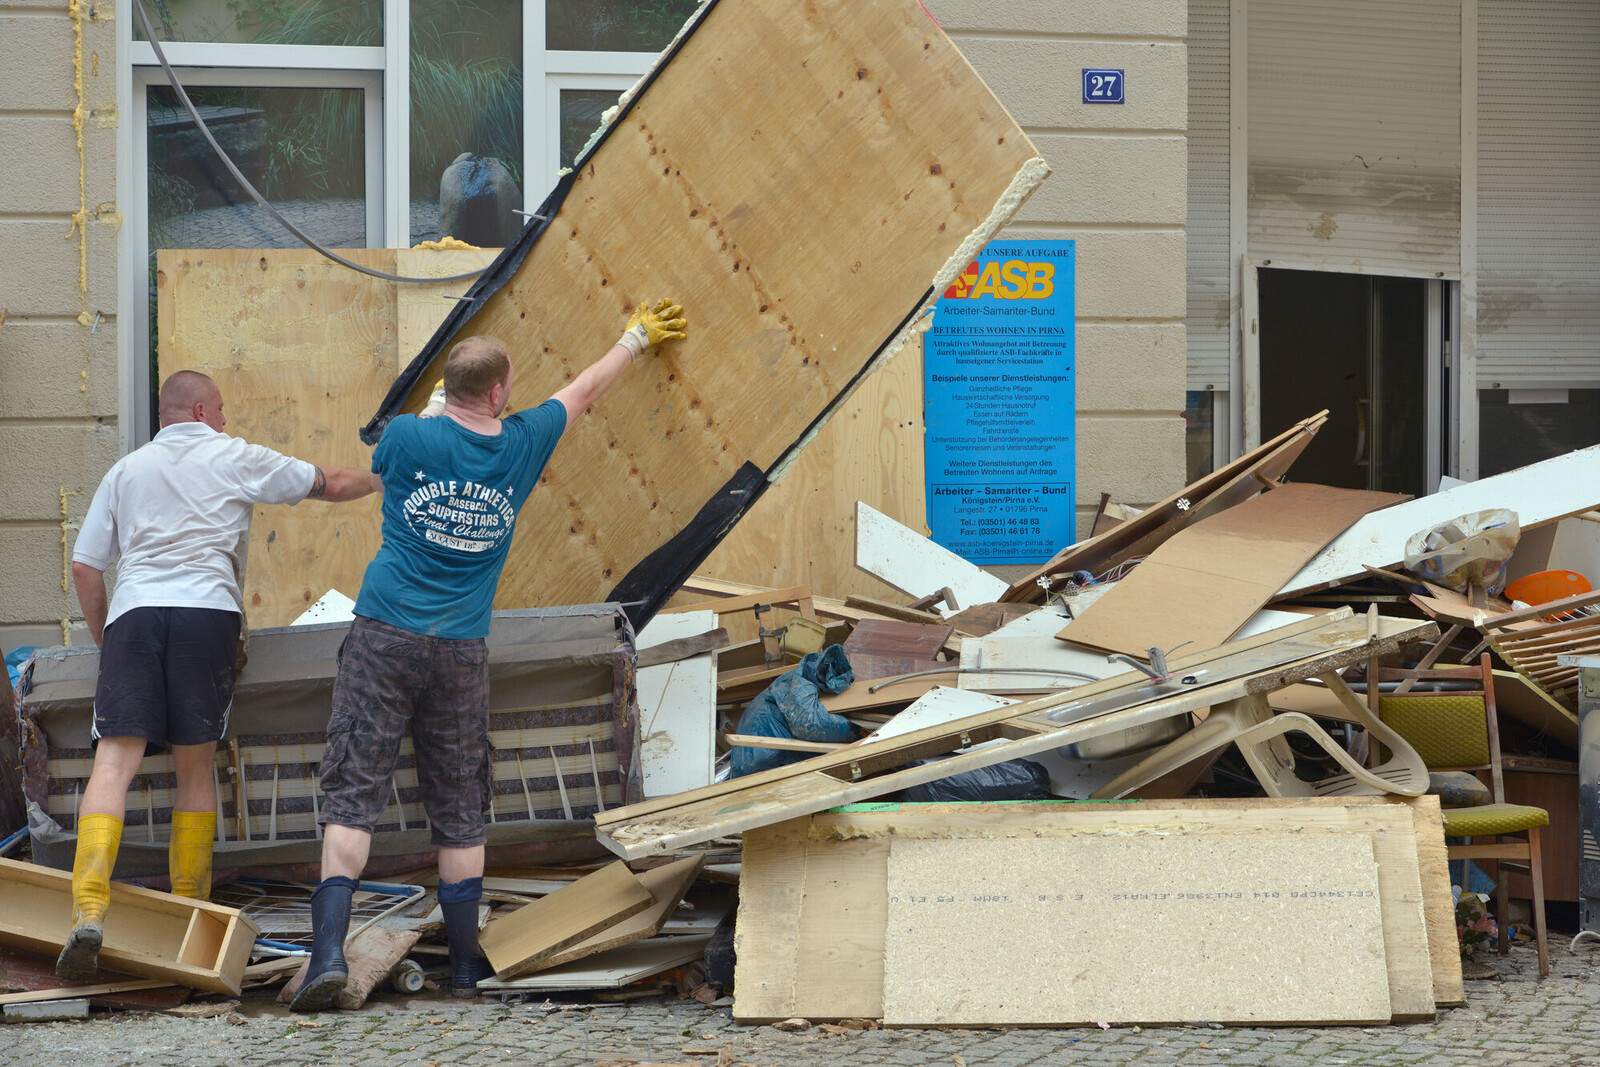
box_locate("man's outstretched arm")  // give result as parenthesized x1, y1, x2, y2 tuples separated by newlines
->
(551, 299, 687, 429)
(307, 465, 381, 502)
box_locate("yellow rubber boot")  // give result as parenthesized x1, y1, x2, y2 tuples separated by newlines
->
(58, 813, 122, 980)
(168, 811, 217, 900)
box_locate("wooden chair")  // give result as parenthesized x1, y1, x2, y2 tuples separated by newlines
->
(1374, 652, 1550, 976)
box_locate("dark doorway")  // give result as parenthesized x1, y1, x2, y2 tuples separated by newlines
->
(1258, 268, 1429, 496)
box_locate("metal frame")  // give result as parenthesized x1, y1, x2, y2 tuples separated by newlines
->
(126, 65, 383, 445)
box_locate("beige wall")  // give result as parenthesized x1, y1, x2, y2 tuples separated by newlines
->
(0, 0, 121, 648)
(926, 0, 1189, 543)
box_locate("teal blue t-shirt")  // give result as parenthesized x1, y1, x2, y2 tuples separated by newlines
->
(354, 400, 566, 638)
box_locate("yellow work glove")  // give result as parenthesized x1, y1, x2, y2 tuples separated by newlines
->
(617, 298, 687, 360)
(420, 378, 447, 417)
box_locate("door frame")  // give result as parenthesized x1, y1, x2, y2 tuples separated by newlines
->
(1238, 257, 1454, 491)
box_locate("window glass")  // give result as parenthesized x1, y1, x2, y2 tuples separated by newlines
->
(546, 0, 700, 52)
(410, 0, 525, 246)
(147, 84, 368, 419)
(1479, 390, 1600, 477)
(560, 88, 617, 171)
(135, 0, 380, 46)
(1185, 390, 1216, 483)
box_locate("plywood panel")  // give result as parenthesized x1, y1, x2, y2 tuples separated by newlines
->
(881, 833, 1390, 1026)
(157, 248, 497, 627)
(734, 799, 1440, 1024)
(478, 860, 653, 980)
(368, 0, 1046, 623)
(699, 331, 929, 605)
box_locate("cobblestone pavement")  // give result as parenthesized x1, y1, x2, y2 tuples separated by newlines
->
(2, 940, 1596, 1067)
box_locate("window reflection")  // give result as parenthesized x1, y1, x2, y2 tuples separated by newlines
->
(410, 0, 524, 246)
(560, 89, 617, 171)
(547, 0, 700, 52)
(135, 0, 380, 46)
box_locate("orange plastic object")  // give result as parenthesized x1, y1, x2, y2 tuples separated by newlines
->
(1504, 569, 1592, 606)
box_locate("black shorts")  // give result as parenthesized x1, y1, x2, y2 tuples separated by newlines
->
(318, 615, 493, 849)
(93, 606, 241, 756)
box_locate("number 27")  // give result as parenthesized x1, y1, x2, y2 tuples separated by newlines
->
(1090, 74, 1119, 97)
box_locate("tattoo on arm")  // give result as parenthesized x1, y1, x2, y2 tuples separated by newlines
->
(309, 466, 328, 499)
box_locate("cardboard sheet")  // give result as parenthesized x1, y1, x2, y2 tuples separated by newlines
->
(1061, 483, 1404, 658)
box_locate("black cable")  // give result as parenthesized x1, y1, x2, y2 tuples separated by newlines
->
(133, 0, 509, 285)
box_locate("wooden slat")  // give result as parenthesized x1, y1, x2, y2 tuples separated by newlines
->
(515, 856, 704, 975)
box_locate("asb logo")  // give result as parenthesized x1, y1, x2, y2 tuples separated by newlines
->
(944, 258, 1055, 300)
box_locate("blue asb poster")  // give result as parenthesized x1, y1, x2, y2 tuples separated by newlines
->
(924, 240, 1075, 564)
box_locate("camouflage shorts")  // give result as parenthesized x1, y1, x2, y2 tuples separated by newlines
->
(318, 615, 493, 848)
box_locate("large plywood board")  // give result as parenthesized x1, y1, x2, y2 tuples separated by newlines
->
(880, 833, 1390, 1027)
(157, 248, 498, 627)
(735, 798, 1439, 1023)
(365, 0, 1046, 624)
(478, 860, 653, 980)
(1063, 483, 1405, 659)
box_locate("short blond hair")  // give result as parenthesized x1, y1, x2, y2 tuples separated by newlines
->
(442, 336, 511, 403)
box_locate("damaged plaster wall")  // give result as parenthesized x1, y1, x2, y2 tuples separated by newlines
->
(0, 0, 121, 649)
(927, 0, 1190, 536)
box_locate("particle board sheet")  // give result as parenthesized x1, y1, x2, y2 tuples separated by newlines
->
(475, 860, 654, 980)
(364, 0, 1047, 626)
(1002, 411, 1330, 603)
(1062, 483, 1406, 659)
(156, 248, 499, 628)
(880, 833, 1390, 1027)
(597, 613, 1437, 858)
(475, 933, 713, 991)
(1280, 444, 1600, 597)
(734, 797, 1443, 1024)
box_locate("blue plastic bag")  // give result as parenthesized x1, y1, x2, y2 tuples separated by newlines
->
(730, 645, 855, 777)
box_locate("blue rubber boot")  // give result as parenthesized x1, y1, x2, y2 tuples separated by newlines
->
(440, 878, 495, 997)
(290, 876, 355, 1012)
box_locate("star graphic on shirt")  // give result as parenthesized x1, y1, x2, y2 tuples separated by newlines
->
(505, 486, 515, 497)
(414, 471, 427, 482)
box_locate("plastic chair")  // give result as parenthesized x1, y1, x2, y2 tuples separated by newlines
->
(1375, 652, 1550, 977)
(1090, 674, 1429, 802)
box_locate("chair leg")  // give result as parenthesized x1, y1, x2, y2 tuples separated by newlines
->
(1529, 827, 1550, 977)
(1495, 845, 1511, 957)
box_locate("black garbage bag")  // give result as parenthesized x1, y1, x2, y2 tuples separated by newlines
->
(893, 755, 1054, 803)
(730, 645, 856, 777)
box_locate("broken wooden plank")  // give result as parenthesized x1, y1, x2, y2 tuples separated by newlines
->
(516, 856, 705, 975)
(595, 612, 1437, 858)
(854, 501, 1009, 613)
(1003, 411, 1330, 602)
(0, 857, 259, 995)
(841, 597, 947, 626)
(1063, 483, 1406, 659)
(475, 933, 713, 992)
(636, 628, 730, 669)
(364, 0, 1048, 626)
(0, 980, 170, 1005)
(478, 861, 654, 981)
(725, 734, 848, 754)
(839, 619, 955, 683)
(1281, 444, 1600, 597)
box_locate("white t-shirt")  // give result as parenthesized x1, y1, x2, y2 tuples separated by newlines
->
(73, 422, 317, 627)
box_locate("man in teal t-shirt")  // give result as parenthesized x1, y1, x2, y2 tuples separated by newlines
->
(292, 299, 686, 1012)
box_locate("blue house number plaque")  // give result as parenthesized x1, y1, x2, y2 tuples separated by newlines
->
(1082, 68, 1125, 104)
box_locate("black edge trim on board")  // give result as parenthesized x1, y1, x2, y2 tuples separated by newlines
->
(360, 0, 726, 446)
(605, 461, 767, 630)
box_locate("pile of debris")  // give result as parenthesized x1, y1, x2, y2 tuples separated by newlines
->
(2, 413, 1595, 1026)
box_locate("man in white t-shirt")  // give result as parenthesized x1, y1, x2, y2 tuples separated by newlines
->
(57, 369, 377, 981)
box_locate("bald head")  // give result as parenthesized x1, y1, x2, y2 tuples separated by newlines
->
(159, 370, 225, 430)
(443, 336, 512, 408)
